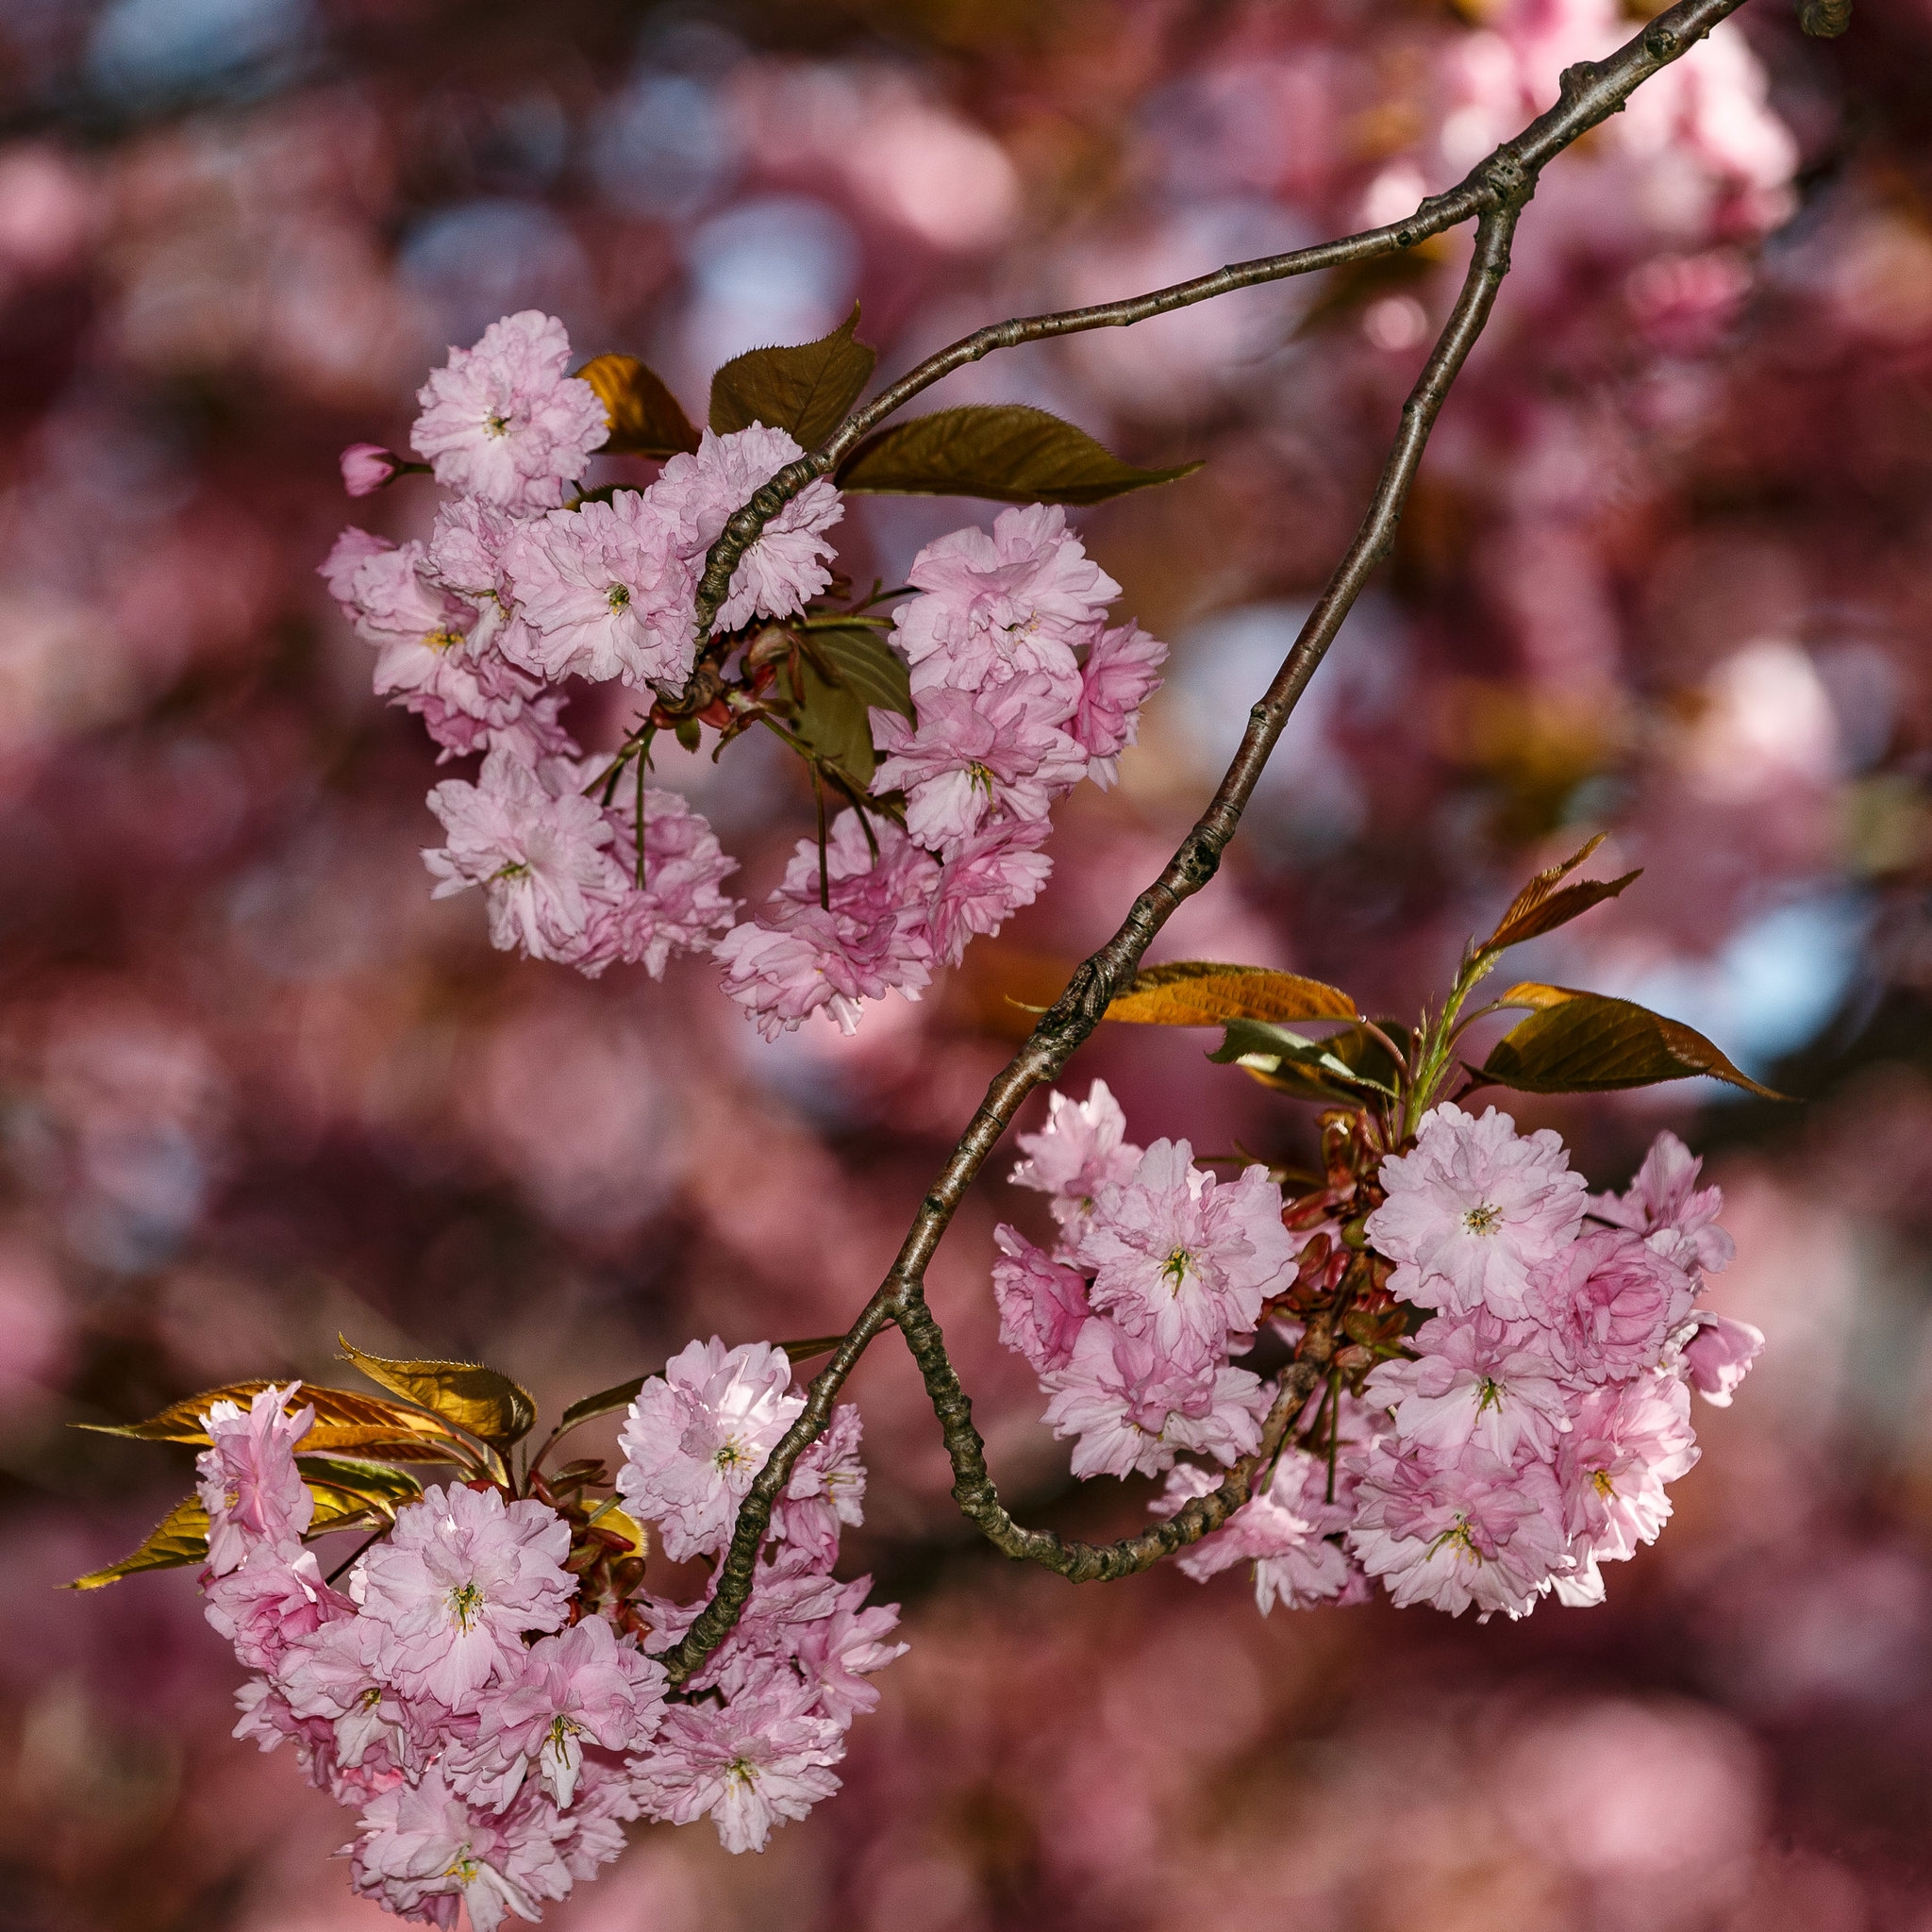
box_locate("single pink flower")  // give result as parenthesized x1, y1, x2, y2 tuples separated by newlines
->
(716, 811, 938, 1038)
(652, 425, 843, 630)
(499, 491, 698, 689)
(1071, 1141, 1294, 1368)
(358, 1485, 574, 1711)
(1550, 1372, 1699, 1605)
(1366, 1104, 1589, 1319)
(1155, 1453, 1353, 1611)
(922, 817, 1053, 965)
(423, 749, 626, 963)
(615, 1338, 805, 1561)
(204, 1545, 352, 1672)
(1071, 619, 1167, 785)
(1681, 1311, 1763, 1407)
(632, 1664, 845, 1855)
(1041, 1318, 1266, 1479)
(1009, 1078, 1141, 1226)
(1590, 1128, 1735, 1274)
(991, 1224, 1091, 1374)
(195, 1381, 314, 1574)
(575, 784, 740, 979)
(788, 1582, 908, 1724)
(276, 1614, 418, 1777)
(410, 310, 608, 510)
(893, 504, 1117, 702)
(1348, 1439, 1572, 1621)
(1525, 1226, 1699, 1386)
(1364, 1307, 1574, 1461)
(871, 676, 1088, 847)
(458, 1617, 666, 1811)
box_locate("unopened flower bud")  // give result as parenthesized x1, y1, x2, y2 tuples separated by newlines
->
(340, 441, 403, 496)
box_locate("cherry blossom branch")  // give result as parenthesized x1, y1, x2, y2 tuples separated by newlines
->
(687, 0, 1756, 640)
(651, 0, 1759, 1685)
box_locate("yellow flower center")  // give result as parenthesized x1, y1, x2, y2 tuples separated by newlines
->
(1162, 1248, 1193, 1292)
(446, 1581, 484, 1631)
(1463, 1203, 1503, 1237)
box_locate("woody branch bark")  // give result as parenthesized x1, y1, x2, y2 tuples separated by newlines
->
(651, 0, 1759, 1685)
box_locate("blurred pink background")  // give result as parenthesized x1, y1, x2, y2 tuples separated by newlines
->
(3, 0, 1931, 1925)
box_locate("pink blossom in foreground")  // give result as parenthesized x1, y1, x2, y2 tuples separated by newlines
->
(276, 1614, 417, 1778)
(894, 503, 1118, 700)
(499, 491, 697, 689)
(922, 817, 1054, 965)
(340, 441, 404, 496)
(871, 676, 1088, 847)
(1682, 1311, 1764, 1407)
(771, 1403, 867, 1569)
(458, 1617, 666, 1810)
(1365, 1307, 1574, 1461)
(991, 1224, 1091, 1374)
(1009, 1078, 1141, 1225)
(410, 310, 608, 510)
(1072, 1141, 1294, 1368)
(204, 1546, 351, 1671)
(652, 425, 843, 631)
(233, 1677, 399, 1808)
(716, 811, 939, 1037)
(1041, 1318, 1267, 1479)
(423, 750, 622, 964)
(633, 1667, 846, 1854)
(1590, 1128, 1736, 1274)
(1072, 620, 1168, 786)
(358, 1485, 574, 1710)
(348, 1764, 567, 1931)
(787, 1583, 909, 1724)
(322, 531, 541, 760)
(579, 784, 740, 978)
(1366, 1104, 1589, 1320)
(195, 1382, 314, 1574)
(1348, 1439, 1571, 1620)
(1155, 1454, 1354, 1612)
(1551, 1373, 1699, 1606)
(1525, 1225, 1698, 1387)
(616, 1338, 805, 1561)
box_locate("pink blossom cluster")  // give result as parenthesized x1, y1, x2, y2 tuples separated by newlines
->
(717, 507, 1167, 1038)
(991, 1080, 1296, 1479)
(192, 1347, 903, 1924)
(992, 1095, 1762, 1623)
(324, 316, 1167, 1029)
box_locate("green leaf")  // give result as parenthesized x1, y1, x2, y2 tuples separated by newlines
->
(1107, 963, 1359, 1028)
(708, 308, 875, 447)
(1474, 985, 1788, 1099)
(1211, 1019, 1409, 1103)
(339, 1337, 537, 1447)
(76, 1381, 468, 1463)
(68, 1496, 208, 1590)
(575, 353, 701, 458)
(1481, 834, 1641, 952)
(836, 404, 1202, 506)
(296, 1456, 424, 1520)
(557, 1377, 646, 1439)
(805, 623, 914, 723)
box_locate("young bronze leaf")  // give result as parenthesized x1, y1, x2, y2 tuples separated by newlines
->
(836, 404, 1202, 506)
(77, 1381, 465, 1461)
(1210, 1018, 1407, 1101)
(575, 353, 701, 458)
(708, 307, 875, 447)
(1481, 834, 1641, 952)
(1106, 962, 1358, 1028)
(1476, 985, 1788, 1099)
(338, 1337, 538, 1447)
(67, 1496, 208, 1590)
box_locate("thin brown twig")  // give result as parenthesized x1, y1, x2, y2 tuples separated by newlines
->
(648, 0, 1761, 1685)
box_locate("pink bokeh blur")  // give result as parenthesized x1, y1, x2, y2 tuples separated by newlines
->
(3, 0, 1931, 1924)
